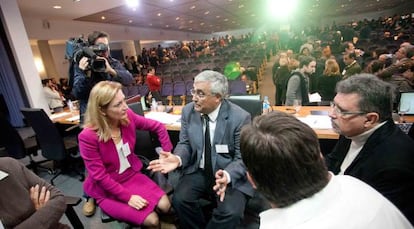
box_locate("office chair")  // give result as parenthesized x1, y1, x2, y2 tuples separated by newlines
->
(127, 102, 160, 160)
(20, 108, 84, 185)
(0, 114, 52, 174)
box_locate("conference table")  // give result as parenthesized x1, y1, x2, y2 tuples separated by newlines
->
(49, 105, 414, 140)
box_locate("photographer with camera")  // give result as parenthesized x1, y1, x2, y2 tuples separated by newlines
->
(72, 31, 133, 125)
(71, 31, 133, 217)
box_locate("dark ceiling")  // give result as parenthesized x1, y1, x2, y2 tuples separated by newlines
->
(18, 0, 414, 34)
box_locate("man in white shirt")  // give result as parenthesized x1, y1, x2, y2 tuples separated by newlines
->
(240, 111, 413, 229)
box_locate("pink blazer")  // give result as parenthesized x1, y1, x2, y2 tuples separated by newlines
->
(78, 109, 173, 202)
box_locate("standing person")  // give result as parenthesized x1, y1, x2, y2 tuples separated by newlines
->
(0, 157, 68, 229)
(72, 30, 133, 124)
(72, 31, 133, 216)
(272, 54, 291, 105)
(240, 112, 413, 229)
(146, 66, 162, 102)
(325, 74, 414, 225)
(317, 59, 342, 102)
(78, 81, 173, 227)
(148, 70, 254, 228)
(285, 56, 316, 105)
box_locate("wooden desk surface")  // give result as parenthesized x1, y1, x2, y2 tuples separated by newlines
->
(50, 105, 413, 140)
(49, 110, 80, 125)
(273, 106, 339, 140)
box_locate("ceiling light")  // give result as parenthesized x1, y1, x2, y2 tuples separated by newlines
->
(204, 11, 210, 15)
(128, 20, 133, 23)
(176, 17, 180, 20)
(101, 16, 106, 20)
(53, 5, 62, 9)
(190, 5, 196, 10)
(73, 0, 80, 2)
(157, 13, 162, 16)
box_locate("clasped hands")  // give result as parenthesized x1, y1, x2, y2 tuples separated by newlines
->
(147, 151, 229, 202)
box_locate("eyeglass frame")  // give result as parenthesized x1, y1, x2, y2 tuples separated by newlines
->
(330, 102, 367, 117)
(190, 89, 215, 99)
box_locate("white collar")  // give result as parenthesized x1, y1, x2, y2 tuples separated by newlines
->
(203, 102, 222, 122)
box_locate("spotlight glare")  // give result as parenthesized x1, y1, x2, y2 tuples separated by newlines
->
(266, 0, 298, 20)
(126, 0, 138, 8)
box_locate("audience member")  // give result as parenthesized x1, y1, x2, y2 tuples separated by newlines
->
(325, 74, 414, 225)
(317, 59, 342, 101)
(148, 70, 254, 228)
(146, 66, 162, 102)
(240, 111, 413, 229)
(78, 81, 173, 227)
(341, 52, 362, 79)
(0, 157, 68, 229)
(42, 78, 65, 113)
(285, 56, 316, 105)
(272, 54, 291, 105)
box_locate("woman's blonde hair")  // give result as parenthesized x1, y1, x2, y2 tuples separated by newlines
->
(83, 81, 129, 142)
(323, 59, 340, 76)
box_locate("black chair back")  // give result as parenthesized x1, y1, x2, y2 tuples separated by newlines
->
(228, 98, 262, 119)
(0, 115, 34, 159)
(21, 108, 67, 161)
(128, 102, 144, 116)
(128, 102, 160, 160)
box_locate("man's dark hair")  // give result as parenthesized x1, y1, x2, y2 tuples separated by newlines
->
(241, 111, 329, 208)
(298, 55, 315, 68)
(88, 31, 109, 45)
(335, 73, 394, 122)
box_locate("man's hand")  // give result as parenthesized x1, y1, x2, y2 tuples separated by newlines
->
(213, 169, 228, 202)
(147, 151, 180, 174)
(78, 57, 89, 71)
(30, 184, 51, 210)
(128, 195, 148, 210)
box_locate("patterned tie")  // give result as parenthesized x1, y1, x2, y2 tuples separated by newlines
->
(203, 114, 214, 186)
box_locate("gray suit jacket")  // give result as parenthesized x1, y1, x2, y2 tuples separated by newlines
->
(174, 99, 254, 196)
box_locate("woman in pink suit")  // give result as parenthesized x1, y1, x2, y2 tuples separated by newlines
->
(78, 81, 173, 227)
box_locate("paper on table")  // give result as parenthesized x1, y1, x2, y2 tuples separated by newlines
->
(297, 115, 332, 129)
(66, 115, 80, 122)
(145, 112, 181, 124)
(309, 92, 322, 103)
(49, 112, 72, 119)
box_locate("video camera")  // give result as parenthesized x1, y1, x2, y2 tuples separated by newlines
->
(65, 37, 107, 72)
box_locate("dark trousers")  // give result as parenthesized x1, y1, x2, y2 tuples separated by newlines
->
(172, 170, 248, 229)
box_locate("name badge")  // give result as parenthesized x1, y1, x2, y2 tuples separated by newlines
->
(0, 170, 9, 181)
(122, 142, 131, 157)
(215, 144, 229, 154)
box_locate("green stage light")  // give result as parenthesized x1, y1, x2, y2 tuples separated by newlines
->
(266, 0, 298, 20)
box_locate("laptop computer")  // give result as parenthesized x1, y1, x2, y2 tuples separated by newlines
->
(398, 91, 414, 115)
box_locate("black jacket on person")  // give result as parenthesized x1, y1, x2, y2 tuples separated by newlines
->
(325, 119, 414, 225)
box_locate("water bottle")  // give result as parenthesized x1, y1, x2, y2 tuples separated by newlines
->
(67, 99, 74, 113)
(262, 96, 271, 114)
(151, 98, 158, 112)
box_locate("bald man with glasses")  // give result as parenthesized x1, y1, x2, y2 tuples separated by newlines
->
(325, 74, 414, 225)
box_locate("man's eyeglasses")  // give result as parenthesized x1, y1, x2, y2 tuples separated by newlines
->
(190, 89, 213, 99)
(330, 102, 367, 117)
